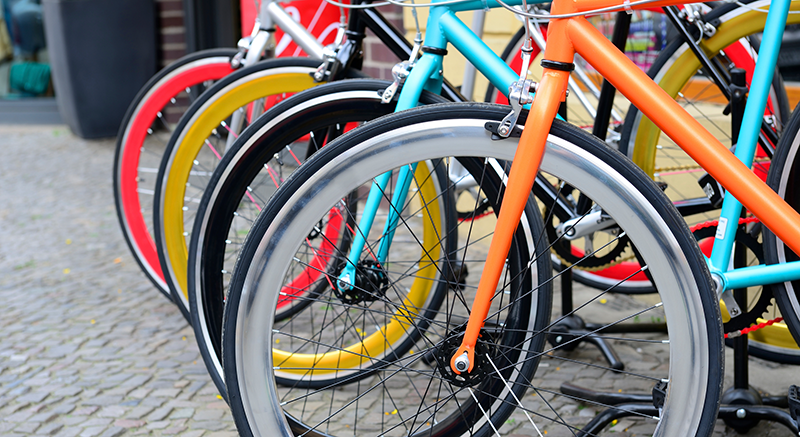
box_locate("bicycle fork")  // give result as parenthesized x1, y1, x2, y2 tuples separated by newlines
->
(450, 64, 570, 373)
(336, 53, 444, 293)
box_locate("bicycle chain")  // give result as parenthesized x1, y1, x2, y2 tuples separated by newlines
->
(725, 317, 784, 339)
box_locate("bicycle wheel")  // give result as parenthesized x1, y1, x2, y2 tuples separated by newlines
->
(154, 57, 362, 319)
(113, 48, 237, 297)
(188, 79, 449, 399)
(223, 103, 723, 436)
(763, 101, 800, 361)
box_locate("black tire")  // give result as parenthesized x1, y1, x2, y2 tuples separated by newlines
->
(763, 101, 800, 353)
(188, 79, 450, 400)
(223, 103, 723, 437)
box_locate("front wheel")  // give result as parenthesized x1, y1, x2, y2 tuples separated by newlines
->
(113, 48, 237, 297)
(187, 79, 451, 400)
(223, 103, 723, 436)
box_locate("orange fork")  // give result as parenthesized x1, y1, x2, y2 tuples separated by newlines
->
(450, 19, 575, 373)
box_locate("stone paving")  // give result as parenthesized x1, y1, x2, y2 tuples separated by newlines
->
(0, 126, 236, 436)
(0, 124, 797, 436)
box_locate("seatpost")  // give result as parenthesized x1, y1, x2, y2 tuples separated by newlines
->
(729, 68, 749, 390)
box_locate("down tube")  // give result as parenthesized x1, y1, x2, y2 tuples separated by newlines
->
(567, 17, 800, 258)
(710, 0, 789, 271)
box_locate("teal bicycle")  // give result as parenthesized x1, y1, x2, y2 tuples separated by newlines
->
(215, 0, 735, 435)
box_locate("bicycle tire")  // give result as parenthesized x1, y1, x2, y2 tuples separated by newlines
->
(113, 48, 238, 298)
(188, 79, 449, 400)
(153, 57, 363, 319)
(763, 100, 800, 361)
(223, 103, 723, 436)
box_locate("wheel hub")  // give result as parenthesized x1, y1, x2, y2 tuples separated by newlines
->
(435, 326, 496, 388)
(333, 259, 389, 305)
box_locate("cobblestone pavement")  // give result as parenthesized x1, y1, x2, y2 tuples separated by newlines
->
(0, 125, 798, 436)
(0, 126, 236, 436)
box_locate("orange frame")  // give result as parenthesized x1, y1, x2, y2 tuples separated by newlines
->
(451, 0, 800, 373)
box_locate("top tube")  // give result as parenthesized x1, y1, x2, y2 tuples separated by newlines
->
(429, 0, 533, 13)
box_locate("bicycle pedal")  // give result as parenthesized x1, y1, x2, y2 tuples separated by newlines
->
(789, 385, 800, 423)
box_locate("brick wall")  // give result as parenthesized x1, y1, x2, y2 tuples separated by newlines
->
(156, 0, 187, 68)
(361, 4, 404, 80)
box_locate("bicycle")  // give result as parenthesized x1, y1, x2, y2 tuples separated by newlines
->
(181, 0, 779, 402)
(216, 0, 748, 433)
(144, 0, 475, 319)
(187, 79, 453, 399)
(182, 0, 800, 414)
(151, 0, 787, 318)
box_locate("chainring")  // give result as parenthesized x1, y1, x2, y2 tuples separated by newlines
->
(692, 222, 773, 332)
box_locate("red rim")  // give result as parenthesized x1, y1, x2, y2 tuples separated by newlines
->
(119, 62, 236, 282)
(278, 207, 345, 308)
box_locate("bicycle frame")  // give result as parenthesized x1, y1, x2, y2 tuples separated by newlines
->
(449, 0, 800, 373)
(226, 0, 471, 150)
(335, 0, 545, 290)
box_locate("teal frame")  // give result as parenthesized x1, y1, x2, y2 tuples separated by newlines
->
(707, 0, 800, 294)
(338, 0, 534, 290)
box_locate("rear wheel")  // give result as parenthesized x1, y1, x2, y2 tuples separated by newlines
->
(188, 80, 449, 399)
(153, 57, 359, 319)
(763, 102, 800, 360)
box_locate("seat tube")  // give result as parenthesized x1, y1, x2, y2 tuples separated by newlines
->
(710, 0, 790, 272)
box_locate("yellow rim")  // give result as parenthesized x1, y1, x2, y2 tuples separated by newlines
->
(274, 162, 444, 375)
(629, 6, 800, 350)
(163, 71, 318, 306)
(630, 3, 800, 176)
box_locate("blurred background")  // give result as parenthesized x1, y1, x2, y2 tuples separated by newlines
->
(2, 0, 799, 137)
